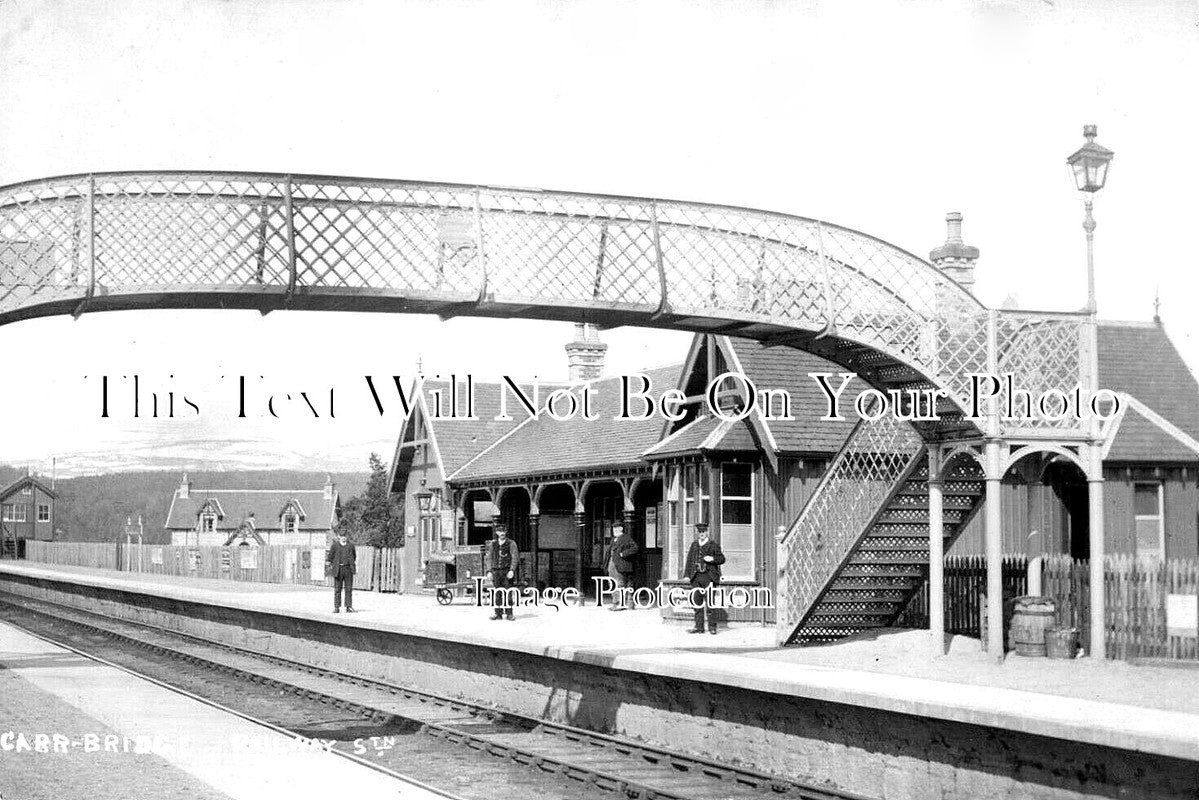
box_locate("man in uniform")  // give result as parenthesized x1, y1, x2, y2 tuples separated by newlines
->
(683, 522, 724, 634)
(326, 531, 357, 613)
(486, 522, 519, 620)
(602, 522, 639, 610)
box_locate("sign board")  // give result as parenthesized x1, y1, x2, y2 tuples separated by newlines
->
(220, 547, 231, 572)
(1166, 594, 1199, 638)
(239, 547, 258, 569)
(284, 548, 296, 581)
(150, 547, 163, 566)
(645, 506, 658, 548)
(538, 514, 576, 549)
(188, 548, 200, 570)
(437, 212, 476, 248)
(310, 547, 325, 581)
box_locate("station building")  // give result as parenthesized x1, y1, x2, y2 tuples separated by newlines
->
(164, 474, 340, 547)
(388, 245, 1199, 633)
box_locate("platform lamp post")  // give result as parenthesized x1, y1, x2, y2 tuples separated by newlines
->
(415, 488, 433, 567)
(1067, 124, 1114, 313)
(1067, 124, 1113, 660)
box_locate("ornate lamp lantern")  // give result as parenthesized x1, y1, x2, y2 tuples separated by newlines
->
(1066, 124, 1114, 313)
(1067, 124, 1114, 193)
(415, 489, 434, 516)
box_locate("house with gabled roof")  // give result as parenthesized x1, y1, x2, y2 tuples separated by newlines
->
(386, 370, 557, 592)
(164, 474, 339, 547)
(387, 322, 865, 606)
(1, 473, 57, 556)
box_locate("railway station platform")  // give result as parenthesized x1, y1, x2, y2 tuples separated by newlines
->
(3, 561, 1197, 800)
(0, 617, 445, 800)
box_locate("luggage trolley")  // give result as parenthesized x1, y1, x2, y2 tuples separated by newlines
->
(433, 545, 486, 605)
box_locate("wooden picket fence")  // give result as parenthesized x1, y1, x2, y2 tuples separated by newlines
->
(898, 553, 1199, 661)
(374, 547, 402, 592)
(1094, 554, 1199, 660)
(26, 541, 119, 570)
(21, 541, 405, 593)
(896, 555, 1029, 635)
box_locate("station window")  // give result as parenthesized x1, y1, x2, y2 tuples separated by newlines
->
(665, 463, 710, 579)
(200, 513, 216, 534)
(1, 504, 11, 522)
(720, 463, 754, 580)
(282, 513, 299, 535)
(1133, 482, 1165, 560)
(37, 504, 50, 522)
(11, 504, 28, 523)
(20, 485, 32, 495)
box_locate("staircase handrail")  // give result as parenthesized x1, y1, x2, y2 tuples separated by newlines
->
(775, 414, 925, 643)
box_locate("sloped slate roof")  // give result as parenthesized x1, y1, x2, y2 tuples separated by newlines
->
(421, 380, 549, 476)
(1107, 405, 1199, 462)
(1099, 321, 1199, 461)
(643, 415, 761, 459)
(165, 489, 337, 531)
(724, 339, 859, 454)
(0, 475, 57, 502)
(451, 365, 682, 481)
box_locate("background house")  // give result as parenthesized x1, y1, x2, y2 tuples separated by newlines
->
(164, 474, 339, 547)
(0, 474, 56, 556)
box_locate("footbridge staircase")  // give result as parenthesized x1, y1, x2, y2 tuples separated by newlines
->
(777, 416, 988, 646)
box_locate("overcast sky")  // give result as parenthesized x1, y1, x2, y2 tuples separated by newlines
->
(1, 0, 1197, 476)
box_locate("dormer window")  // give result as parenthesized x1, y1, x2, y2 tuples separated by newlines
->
(282, 513, 299, 535)
(20, 485, 32, 496)
(200, 513, 216, 534)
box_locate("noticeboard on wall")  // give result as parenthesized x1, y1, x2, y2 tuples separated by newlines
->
(1167, 594, 1198, 638)
(538, 514, 576, 549)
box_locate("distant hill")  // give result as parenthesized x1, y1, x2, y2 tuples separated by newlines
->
(1, 468, 370, 543)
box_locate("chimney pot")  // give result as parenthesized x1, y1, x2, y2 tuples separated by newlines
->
(945, 212, 963, 243)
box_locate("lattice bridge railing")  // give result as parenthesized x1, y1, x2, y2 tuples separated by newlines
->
(1, 171, 1089, 435)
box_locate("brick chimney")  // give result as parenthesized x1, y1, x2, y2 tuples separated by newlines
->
(178, 473, 191, 499)
(324, 474, 336, 501)
(929, 212, 980, 294)
(565, 323, 607, 382)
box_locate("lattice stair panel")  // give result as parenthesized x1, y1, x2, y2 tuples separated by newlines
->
(857, 539, 932, 552)
(848, 553, 932, 566)
(784, 448, 986, 646)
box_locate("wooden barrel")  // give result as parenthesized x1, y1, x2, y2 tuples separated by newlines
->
(1045, 627, 1079, 659)
(1010, 596, 1056, 656)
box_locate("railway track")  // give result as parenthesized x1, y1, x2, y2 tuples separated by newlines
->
(0, 593, 870, 800)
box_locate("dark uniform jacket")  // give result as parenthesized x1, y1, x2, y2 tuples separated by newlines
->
(485, 537, 520, 575)
(684, 538, 726, 583)
(326, 539, 357, 575)
(603, 533, 639, 574)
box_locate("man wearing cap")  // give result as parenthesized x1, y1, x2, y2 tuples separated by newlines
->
(683, 522, 725, 634)
(326, 530, 357, 614)
(603, 523, 639, 610)
(485, 522, 520, 620)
